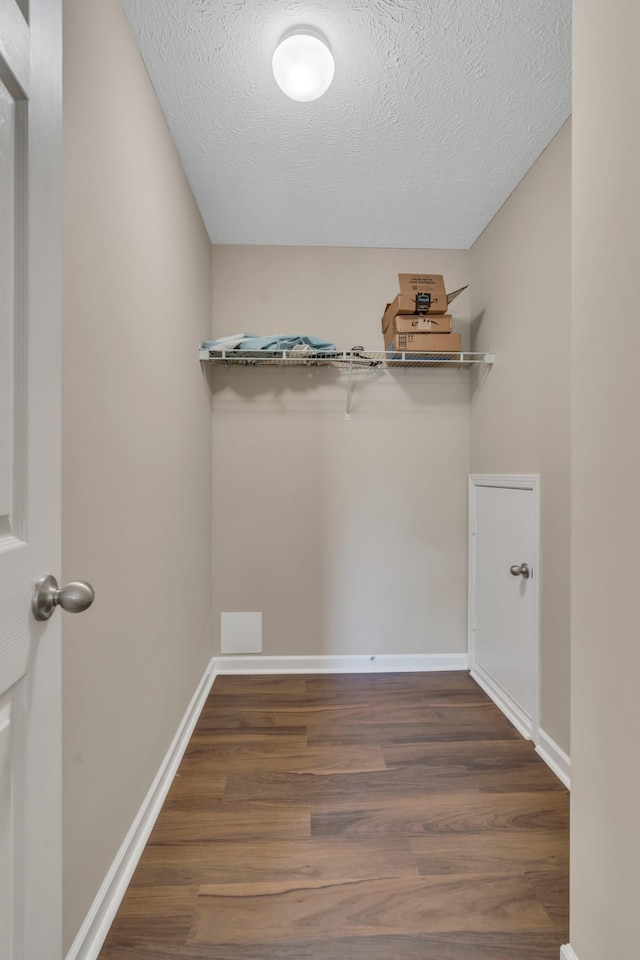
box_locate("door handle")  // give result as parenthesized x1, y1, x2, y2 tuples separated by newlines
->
(509, 563, 530, 579)
(32, 575, 95, 621)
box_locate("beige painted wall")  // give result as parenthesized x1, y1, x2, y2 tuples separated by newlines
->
(61, 0, 213, 949)
(571, 1, 640, 956)
(469, 122, 571, 753)
(210, 246, 470, 657)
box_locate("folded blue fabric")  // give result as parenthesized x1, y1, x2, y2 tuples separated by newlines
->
(201, 334, 336, 352)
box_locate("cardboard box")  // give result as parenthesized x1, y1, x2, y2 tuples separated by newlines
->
(383, 279, 468, 325)
(382, 310, 453, 335)
(398, 274, 449, 314)
(382, 295, 423, 329)
(384, 330, 461, 363)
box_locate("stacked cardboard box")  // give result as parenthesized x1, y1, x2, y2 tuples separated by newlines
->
(382, 274, 467, 363)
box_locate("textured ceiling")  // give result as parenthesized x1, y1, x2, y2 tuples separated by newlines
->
(120, 0, 571, 249)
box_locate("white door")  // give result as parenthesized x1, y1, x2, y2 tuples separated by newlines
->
(468, 475, 540, 740)
(0, 1, 63, 957)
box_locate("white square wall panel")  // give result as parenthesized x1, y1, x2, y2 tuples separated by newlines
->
(220, 612, 262, 654)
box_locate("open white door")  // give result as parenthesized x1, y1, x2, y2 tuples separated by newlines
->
(0, 0, 63, 956)
(468, 475, 540, 741)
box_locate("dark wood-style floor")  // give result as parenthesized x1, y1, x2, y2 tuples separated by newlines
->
(99, 672, 569, 960)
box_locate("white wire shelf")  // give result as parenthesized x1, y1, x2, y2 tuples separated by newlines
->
(199, 348, 495, 368)
(199, 347, 495, 420)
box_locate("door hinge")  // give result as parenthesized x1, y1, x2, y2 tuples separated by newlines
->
(472, 519, 477, 536)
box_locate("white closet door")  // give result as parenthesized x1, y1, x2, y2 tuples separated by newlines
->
(0, 0, 63, 956)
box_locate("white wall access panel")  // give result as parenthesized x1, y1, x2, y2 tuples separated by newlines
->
(469, 475, 540, 741)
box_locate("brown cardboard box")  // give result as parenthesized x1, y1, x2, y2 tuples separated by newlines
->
(384, 329, 461, 359)
(381, 295, 424, 329)
(398, 274, 449, 314)
(383, 279, 468, 325)
(382, 311, 453, 335)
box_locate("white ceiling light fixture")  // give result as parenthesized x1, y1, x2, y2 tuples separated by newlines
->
(272, 32, 335, 102)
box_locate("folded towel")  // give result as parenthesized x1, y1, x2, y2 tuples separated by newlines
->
(202, 333, 250, 350)
(201, 334, 337, 353)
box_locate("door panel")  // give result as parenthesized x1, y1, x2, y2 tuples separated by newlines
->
(0, 19, 28, 960)
(0, 75, 15, 525)
(469, 476, 539, 740)
(0, 0, 62, 957)
(0, 694, 15, 958)
(0, 66, 30, 696)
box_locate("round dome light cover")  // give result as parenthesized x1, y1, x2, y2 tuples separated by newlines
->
(272, 34, 335, 102)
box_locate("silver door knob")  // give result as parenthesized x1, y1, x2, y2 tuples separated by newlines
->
(32, 575, 95, 621)
(509, 563, 530, 579)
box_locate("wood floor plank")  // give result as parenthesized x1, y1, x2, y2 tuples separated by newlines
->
(99, 932, 562, 960)
(311, 791, 569, 836)
(210, 676, 308, 697)
(310, 931, 569, 960)
(131, 837, 417, 886)
(300, 674, 500, 710)
(409, 832, 569, 875)
(148, 801, 311, 843)
(99, 941, 314, 960)
(381, 737, 539, 766)
(307, 719, 523, 744)
(184, 729, 308, 749)
(107, 884, 197, 919)
(522, 869, 570, 930)
(222, 762, 565, 803)
(178, 742, 388, 776)
(100, 885, 198, 946)
(203, 702, 518, 729)
(198, 705, 379, 728)
(164, 772, 227, 804)
(304, 671, 477, 694)
(184, 734, 308, 754)
(188, 875, 554, 944)
(383, 744, 554, 778)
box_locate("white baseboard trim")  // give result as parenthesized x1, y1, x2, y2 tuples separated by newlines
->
(468, 666, 571, 788)
(469, 664, 534, 741)
(213, 653, 469, 674)
(536, 727, 571, 789)
(560, 945, 579, 960)
(65, 657, 217, 960)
